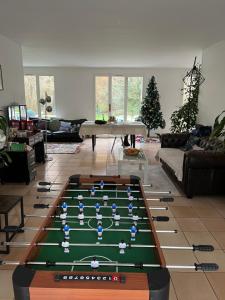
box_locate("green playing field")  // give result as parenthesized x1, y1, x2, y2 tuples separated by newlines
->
(32, 187, 160, 273)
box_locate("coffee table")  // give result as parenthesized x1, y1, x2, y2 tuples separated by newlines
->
(117, 148, 148, 183)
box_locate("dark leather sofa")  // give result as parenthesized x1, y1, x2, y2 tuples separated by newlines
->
(32, 118, 87, 143)
(160, 133, 225, 198)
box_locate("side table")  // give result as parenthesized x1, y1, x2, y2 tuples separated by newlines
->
(117, 148, 148, 184)
(0, 195, 24, 253)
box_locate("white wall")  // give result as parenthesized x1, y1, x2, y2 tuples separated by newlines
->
(24, 67, 185, 133)
(0, 34, 25, 110)
(198, 40, 225, 126)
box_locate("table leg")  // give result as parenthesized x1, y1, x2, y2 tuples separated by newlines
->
(123, 135, 130, 147)
(131, 135, 136, 148)
(20, 197, 25, 230)
(92, 135, 96, 151)
(4, 213, 9, 254)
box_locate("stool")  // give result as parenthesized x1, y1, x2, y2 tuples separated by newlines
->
(0, 195, 24, 253)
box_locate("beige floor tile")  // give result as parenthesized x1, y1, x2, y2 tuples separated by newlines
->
(184, 231, 221, 250)
(168, 196, 192, 207)
(164, 249, 198, 272)
(176, 218, 208, 232)
(171, 272, 217, 300)
(157, 231, 189, 247)
(0, 269, 15, 299)
(211, 232, 225, 249)
(193, 206, 222, 218)
(206, 273, 225, 300)
(194, 250, 225, 272)
(170, 206, 198, 218)
(200, 218, 225, 232)
(154, 217, 181, 231)
(169, 280, 178, 300)
(149, 206, 174, 218)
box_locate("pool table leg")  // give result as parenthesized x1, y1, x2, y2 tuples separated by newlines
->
(13, 265, 36, 300)
(147, 268, 170, 300)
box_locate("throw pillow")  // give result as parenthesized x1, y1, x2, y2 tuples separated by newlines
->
(180, 135, 200, 151)
(49, 119, 60, 132)
(59, 121, 72, 132)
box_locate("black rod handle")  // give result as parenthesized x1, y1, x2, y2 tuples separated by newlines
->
(160, 197, 174, 202)
(39, 181, 52, 186)
(37, 188, 50, 192)
(195, 263, 219, 271)
(153, 216, 170, 222)
(33, 204, 49, 208)
(193, 245, 214, 252)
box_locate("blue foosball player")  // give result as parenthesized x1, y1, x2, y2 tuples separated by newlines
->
(61, 202, 68, 213)
(78, 201, 84, 212)
(128, 203, 133, 216)
(91, 186, 96, 196)
(100, 180, 104, 190)
(111, 203, 117, 216)
(97, 223, 103, 240)
(95, 202, 101, 213)
(63, 224, 71, 240)
(130, 224, 137, 241)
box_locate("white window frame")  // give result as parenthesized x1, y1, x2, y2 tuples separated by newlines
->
(95, 75, 143, 121)
(24, 74, 55, 118)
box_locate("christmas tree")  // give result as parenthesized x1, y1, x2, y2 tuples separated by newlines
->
(141, 76, 165, 137)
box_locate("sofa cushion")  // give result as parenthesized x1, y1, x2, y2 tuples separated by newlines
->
(158, 148, 185, 181)
(48, 119, 60, 132)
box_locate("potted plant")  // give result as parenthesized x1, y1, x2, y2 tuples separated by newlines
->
(0, 115, 11, 168)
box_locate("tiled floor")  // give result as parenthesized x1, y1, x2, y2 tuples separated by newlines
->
(0, 137, 225, 300)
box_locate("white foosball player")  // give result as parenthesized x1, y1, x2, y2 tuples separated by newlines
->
(103, 195, 109, 206)
(78, 212, 85, 225)
(61, 240, 70, 253)
(96, 212, 103, 225)
(114, 212, 121, 226)
(118, 240, 127, 254)
(91, 186, 96, 196)
(59, 212, 67, 225)
(77, 195, 83, 201)
(132, 213, 139, 226)
(127, 186, 131, 197)
(100, 180, 104, 190)
(91, 257, 99, 269)
(128, 195, 134, 202)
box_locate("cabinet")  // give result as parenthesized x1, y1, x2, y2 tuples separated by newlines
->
(13, 132, 45, 163)
(0, 150, 36, 184)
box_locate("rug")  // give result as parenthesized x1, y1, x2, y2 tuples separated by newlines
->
(106, 164, 182, 196)
(46, 143, 81, 154)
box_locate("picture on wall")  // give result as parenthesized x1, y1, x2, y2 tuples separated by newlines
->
(0, 65, 3, 91)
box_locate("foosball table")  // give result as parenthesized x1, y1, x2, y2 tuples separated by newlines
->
(0, 175, 218, 300)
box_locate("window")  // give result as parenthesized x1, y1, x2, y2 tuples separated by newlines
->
(95, 76, 143, 121)
(24, 75, 55, 118)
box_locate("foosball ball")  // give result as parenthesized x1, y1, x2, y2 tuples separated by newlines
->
(0, 175, 218, 300)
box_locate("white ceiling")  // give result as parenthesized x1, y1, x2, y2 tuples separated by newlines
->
(0, 0, 225, 67)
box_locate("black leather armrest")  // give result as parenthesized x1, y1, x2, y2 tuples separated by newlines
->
(161, 133, 190, 148)
(184, 151, 225, 169)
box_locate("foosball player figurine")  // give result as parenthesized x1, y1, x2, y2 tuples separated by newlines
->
(128, 203, 133, 216)
(61, 202, 68, 213)
(91, 257, 99, 270)
(61, 239, 70, 253)
(128, 195, 134, 202)
(63, 223, 71, 240)
(97, 223, 103, 240)
(78, 201, 84, 212)
(118, 240, 127, 254)
(103, 195, 109, 206)
(78, 212, 85, 225)
(127, 186, 131, 197)
(100, 180, 104, 190)
(96, 212, 103, 225)
(132, 213, 139, 226)
(91, 186, 96, 196)
(111, 203, 117, 216)
(95, 202, 101, 213)
(59, 212, 67, 225)
(114, 212, 121, 226)
(77, 194, 84, 201)
(130, 224, 137, 241)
